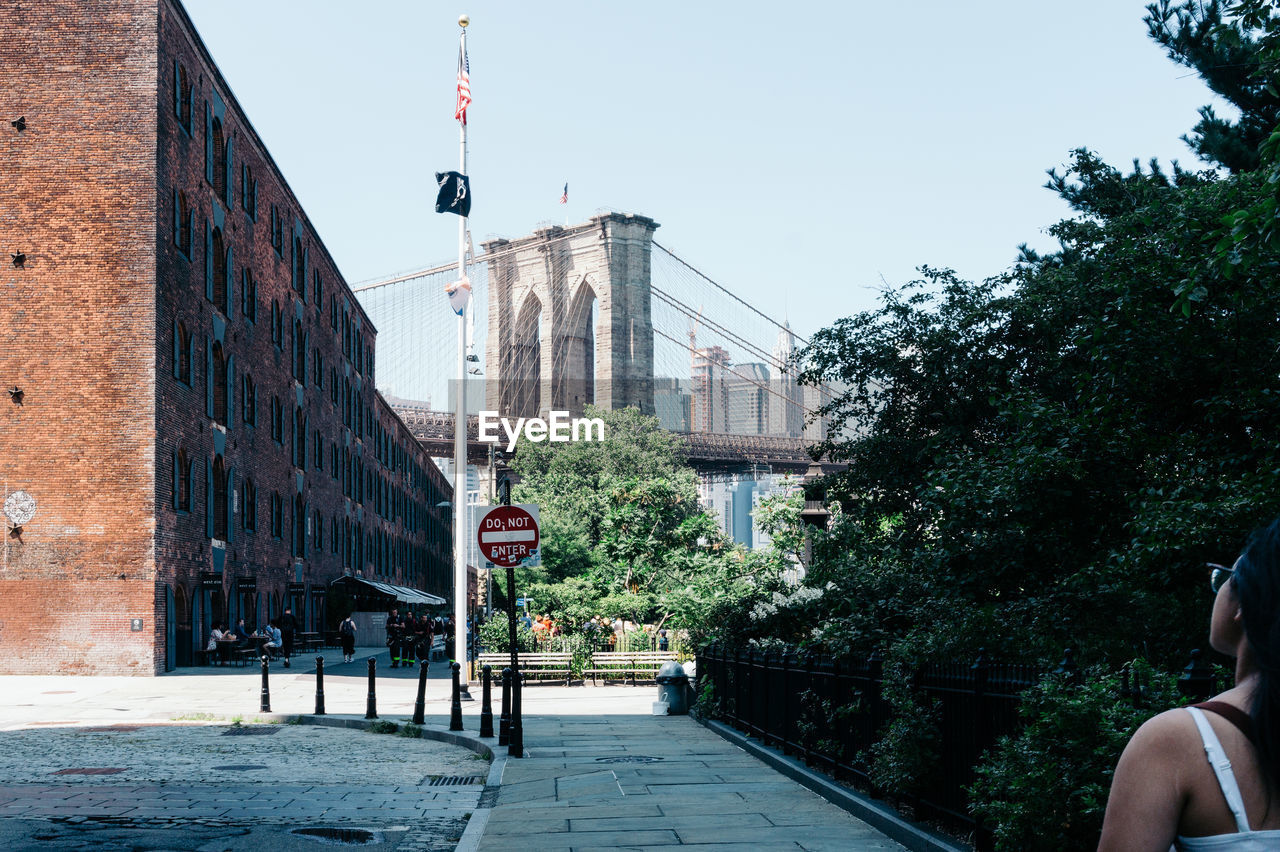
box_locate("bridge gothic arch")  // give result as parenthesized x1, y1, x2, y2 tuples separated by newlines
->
(483, 213, 657, 420)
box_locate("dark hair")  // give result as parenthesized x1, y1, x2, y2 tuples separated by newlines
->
(1233, 518, 1280, 794)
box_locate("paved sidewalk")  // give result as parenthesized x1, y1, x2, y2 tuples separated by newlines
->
(0, 654, 915, 851)
(482, 686, 907, 851)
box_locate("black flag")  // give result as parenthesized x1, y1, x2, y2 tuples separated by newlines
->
(434, 171, 471, 217)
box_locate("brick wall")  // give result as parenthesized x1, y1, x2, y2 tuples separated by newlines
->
(0, 0, 451, 676)
(0, 0, 160, 674)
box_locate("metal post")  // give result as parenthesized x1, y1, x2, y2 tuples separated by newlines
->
(450, 661, 464, 731)
(365, 657, 378, 719)
(498, 666, 511, 746)
(451, 20, 471, 674)
(413, 659, 429, 725)
(259, 655, 271, 713)
(314, 655, 325, 716)
(509, 664, 523, 757)
(479, 665, 494, 737)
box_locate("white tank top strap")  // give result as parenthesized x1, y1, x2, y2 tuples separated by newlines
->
(1187, 706, 1252, 834)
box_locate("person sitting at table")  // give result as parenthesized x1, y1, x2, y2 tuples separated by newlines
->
(263, 620, 283, 655)
(207, 623, 227, 651)
(231, 618, 251, 647)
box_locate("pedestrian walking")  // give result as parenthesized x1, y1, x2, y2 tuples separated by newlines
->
(339, 614, 356, 663)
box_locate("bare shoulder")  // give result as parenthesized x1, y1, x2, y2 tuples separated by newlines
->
(1116, 707, 1200, 776)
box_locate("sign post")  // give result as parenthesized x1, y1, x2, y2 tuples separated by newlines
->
(478, 488, 537, 757)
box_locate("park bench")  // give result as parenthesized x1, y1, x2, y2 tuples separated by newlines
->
(629, 651, 679, 683)
(584, 651, 678, 685)
(583, 651, 635, 685)
(476, 652, 573, 686)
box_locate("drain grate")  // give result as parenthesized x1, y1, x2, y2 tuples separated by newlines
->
(212, 764, 267, 771)
(424, 775, 486, 786)
(52, 768, 126, 775)
(221, 726, 281, 736)
(289, 827, 381, 845)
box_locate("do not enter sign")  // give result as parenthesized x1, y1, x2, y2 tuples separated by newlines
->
(477, 504, 540, 568)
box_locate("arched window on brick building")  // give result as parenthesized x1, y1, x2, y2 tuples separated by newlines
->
(174, 321, 191, 385)
(210, 341, 228, 426)
(175, 448, 191, 512)
(210, 228, 227, 313)
(212, 455, 228, 541)
(243, 478, 257, 532)
(211, 118, 227, 201)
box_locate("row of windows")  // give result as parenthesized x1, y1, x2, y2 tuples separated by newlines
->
(172, 447, 444, 571)
(170, 209, 375, 393)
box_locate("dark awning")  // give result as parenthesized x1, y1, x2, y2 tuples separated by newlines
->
(330, 576, 446, 607)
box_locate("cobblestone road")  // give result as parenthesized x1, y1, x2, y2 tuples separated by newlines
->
(0, 722, 487, 851)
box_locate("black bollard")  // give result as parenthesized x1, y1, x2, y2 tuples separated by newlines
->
(412, 659, 429, 725)
(314, 656, 326, 715)
(449, 662, 464, 731)
(509, 665, 523, 757)
(479, 665, 494, 738)
(259, 655, 271, 713)
(498, 666, 511, 746)
(365, 657, 378, 719)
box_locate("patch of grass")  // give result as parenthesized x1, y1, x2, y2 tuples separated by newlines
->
(284, 715, 303, 725)
(229, 716, 243, 727)
(368, 720, 399, 735)
(170, 712, 222, 722)
(398, 722, 422, 738)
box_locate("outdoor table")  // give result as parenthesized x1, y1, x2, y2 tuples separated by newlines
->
(213, 639, 239, 666)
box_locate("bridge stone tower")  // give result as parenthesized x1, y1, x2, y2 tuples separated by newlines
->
(483, 213, 658, 420)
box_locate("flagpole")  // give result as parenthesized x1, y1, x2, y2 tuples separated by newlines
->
(452, 14, 470, 680)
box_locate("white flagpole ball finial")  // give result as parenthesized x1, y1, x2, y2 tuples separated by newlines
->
(459, 14, 469, 27)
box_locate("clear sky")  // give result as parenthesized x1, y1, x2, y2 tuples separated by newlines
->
(181, 0, 1228, 342)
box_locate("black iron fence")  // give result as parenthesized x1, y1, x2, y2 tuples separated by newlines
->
(697, 643, 1052, 845)
(698, 642, 1218, 849)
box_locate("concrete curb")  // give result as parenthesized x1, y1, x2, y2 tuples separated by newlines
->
(694, 715, 969, 852)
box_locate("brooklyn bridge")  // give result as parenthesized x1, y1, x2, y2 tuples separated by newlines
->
(354, 212, 845, 479)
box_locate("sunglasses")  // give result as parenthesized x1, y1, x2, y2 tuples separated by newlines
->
(1208, 562, 1237, 594)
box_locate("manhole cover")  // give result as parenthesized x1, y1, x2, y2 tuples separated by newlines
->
(52, 768, 126, 775)
(221, 726, 281, 736)
(594, 755, 665, 764)
(289, 827, 382, 845)
(212, 764, 267, 771)
(424, 775, 485, 786)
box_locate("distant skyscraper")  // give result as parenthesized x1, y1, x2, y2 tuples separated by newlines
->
(769, 323, 804, 437)
(691, 346, 730, 433)
(727, 363, 770, 435)
(654, 377, 691, 432)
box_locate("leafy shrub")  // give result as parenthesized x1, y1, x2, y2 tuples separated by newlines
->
(478, 617, 536, 653)
(399, 722, 422, 739)
(367, 720, 399, 735)
(968, 661, 1183, 851)
(694, 680, 720, 719)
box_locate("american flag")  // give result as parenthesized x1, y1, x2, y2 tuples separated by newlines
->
(560, 183, 568, 204)
(455, 41, 471, 125)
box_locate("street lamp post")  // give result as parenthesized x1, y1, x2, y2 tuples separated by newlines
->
(798, 461, 831, 569)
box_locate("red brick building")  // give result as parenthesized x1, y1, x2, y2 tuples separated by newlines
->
(0, 0, 453, 675)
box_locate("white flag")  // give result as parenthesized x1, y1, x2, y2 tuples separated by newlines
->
(445, 276, 472, 316)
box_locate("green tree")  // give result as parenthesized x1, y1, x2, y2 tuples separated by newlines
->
(1145, 0, 1280, 172)
(508, 405, 753, 633)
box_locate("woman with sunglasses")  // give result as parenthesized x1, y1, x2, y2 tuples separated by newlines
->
(1099, 520, 1280, 850)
